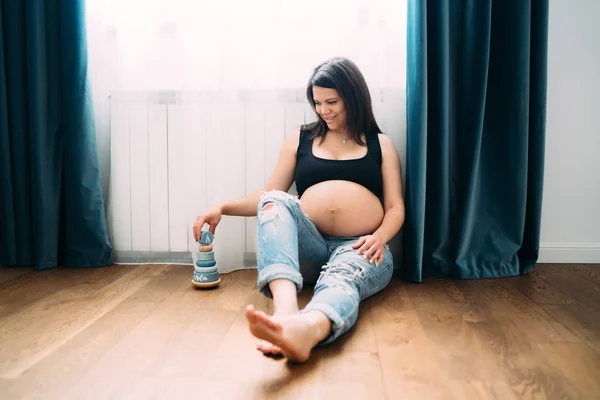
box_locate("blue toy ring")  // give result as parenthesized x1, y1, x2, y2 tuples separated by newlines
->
(199, 230, 214, 245)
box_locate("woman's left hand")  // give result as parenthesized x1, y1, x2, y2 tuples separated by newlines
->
(352, 234, 385, 266)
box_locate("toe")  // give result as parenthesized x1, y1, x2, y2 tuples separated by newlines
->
(271, 345, 282, 354)
(263, 345, 275, 354)
(266, 317, 282, 331)
(266, 342, 281, 353)
(245, 305, 258, 322)
(255, 310, 269, 320)
(257, 339, 281, 354)
(255, 311, 281, 330)
(257, 341, 280, 355)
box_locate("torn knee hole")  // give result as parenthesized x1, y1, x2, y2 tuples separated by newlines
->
(261, 201, 275, 211)
(260, 202, 276, 215)
(259, 201, 278, 223)
(320, 262, 367, 281)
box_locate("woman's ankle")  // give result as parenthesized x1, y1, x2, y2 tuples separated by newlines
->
(269, 278, 299, 314)
(301, 310, 332, 343)
(273, 302, 299, 315)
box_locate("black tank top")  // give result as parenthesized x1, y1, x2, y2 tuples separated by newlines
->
(294, 129, 384, 203)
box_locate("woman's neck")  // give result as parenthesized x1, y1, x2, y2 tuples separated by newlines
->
(327, 127, 350, 138)
(324, 129, 352, 145)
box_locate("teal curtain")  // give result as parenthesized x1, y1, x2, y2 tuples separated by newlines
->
(402, 0, 549, 282)
(0, 1, 112, 270)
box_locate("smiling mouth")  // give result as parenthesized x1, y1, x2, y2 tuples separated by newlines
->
(324, 116, 337, 122)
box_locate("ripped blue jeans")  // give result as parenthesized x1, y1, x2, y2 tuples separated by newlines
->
(256, 190, 394, 345)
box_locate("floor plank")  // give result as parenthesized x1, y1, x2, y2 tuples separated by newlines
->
(63, 270, 230, 399)
(505, 270, 575, 305)
(1, 266, 187, 399)
(0, 267, 32, 288)
(537, 302, 600, 355)
(0, 265, 162, 379)
(531, 264, 600, 310)
(0, 266, 123, 319)
(371, 280, 454, 399)
(535, 342, 600, 396)
(455, 279, 585, 399)
(0, 263, 599, 399)
(409, 280, 505, 383)
(482, 278, 581, 344)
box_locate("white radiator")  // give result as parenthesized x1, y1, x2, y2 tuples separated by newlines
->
(107, 89, 405, 272)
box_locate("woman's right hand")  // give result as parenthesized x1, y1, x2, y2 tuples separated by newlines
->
(193, 205, 223, 242)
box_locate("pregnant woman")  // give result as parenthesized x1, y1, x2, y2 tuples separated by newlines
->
(193, 57, 405, 363)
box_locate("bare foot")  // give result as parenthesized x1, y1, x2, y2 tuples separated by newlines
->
(256, 306, 298, 356)
(246, 305, 329, 363)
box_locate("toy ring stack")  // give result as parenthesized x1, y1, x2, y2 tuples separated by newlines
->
(192, 231, 221, 288)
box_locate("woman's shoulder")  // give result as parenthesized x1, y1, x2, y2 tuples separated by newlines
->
(299, 122, 318, 136)
(287, 128, 302, 144)
(375, 133, 400, 162)
(375, 132, 393, 146)
(366, 131, 389, 147)
(298, 125, 321, 145)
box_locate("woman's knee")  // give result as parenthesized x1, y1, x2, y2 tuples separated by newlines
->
(257, 190, 300, 218)
(318, 245, 393, 300)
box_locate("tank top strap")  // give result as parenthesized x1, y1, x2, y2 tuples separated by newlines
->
(298, 129, 314, 154)
(366, 132, 382, 163)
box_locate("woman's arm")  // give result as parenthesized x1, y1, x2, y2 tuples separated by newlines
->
(216, 129, 301, 217)
(373, 134, 405, 243)
(193, 129, 300, 240)
(353, 134, 405, 264)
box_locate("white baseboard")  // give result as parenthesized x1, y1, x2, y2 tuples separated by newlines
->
(538, 243, 600, 263)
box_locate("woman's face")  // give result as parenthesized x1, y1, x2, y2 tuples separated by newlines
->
(312, 86, 347, 131)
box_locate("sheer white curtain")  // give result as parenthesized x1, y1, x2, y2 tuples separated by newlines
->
(85, 0, 407, 272)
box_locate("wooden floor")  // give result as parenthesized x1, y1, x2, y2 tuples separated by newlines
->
(0, 263, 599, 400)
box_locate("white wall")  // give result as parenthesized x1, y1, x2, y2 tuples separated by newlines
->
(86, 1, 407, 271)
(539, 0, 600, 263)
(90, 1, 599, 265)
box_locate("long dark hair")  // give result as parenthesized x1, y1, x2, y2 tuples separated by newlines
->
(304, 57, 381, 145)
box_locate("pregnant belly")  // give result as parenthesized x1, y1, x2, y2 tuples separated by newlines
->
(299, 181, 384, 237)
